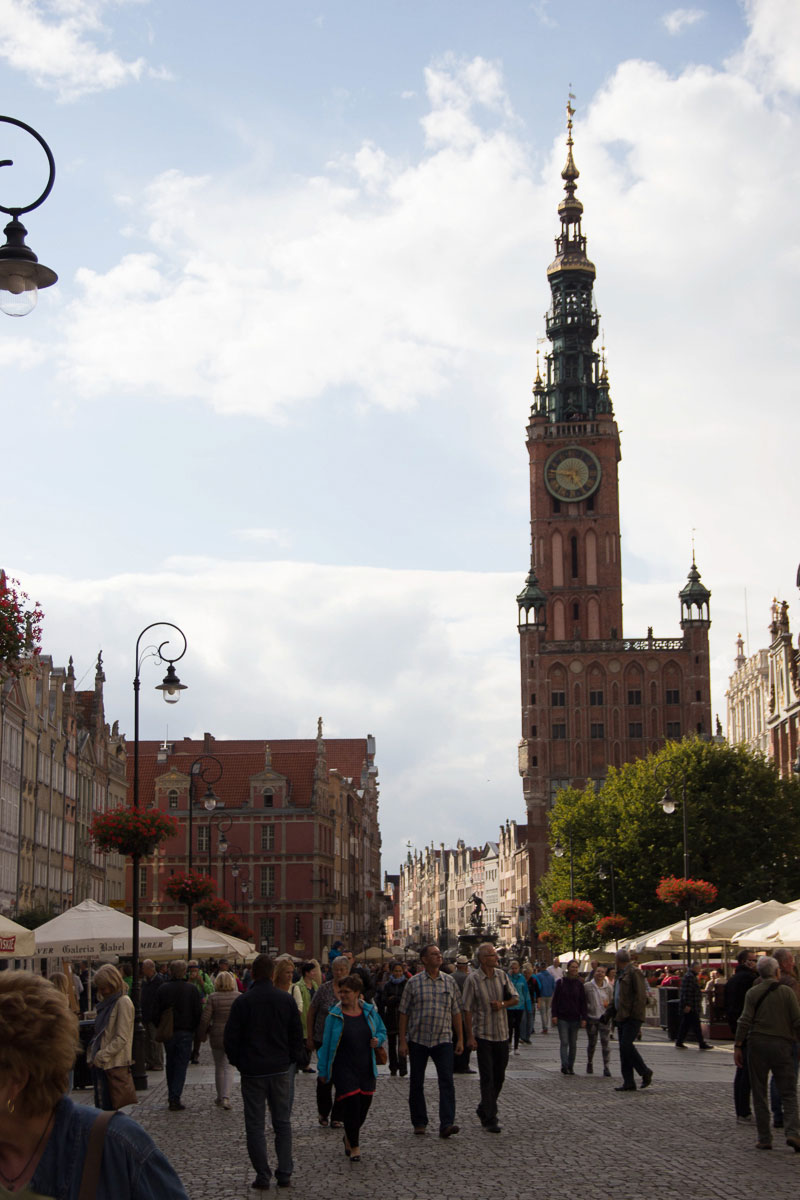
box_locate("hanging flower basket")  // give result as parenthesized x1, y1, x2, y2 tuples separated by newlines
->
(596, 914, 631, 939)
(164, 870, 215, 907)
(90, 807, 178, 858)
(538, 929, 559, 946)
(196, 896, 232, 925)
(0, 573, 44, 678)
(656, 876, 718, 908)
(552, 898, 595, 925)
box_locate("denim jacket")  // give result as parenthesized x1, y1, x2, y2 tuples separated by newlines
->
(316, 1000, 387, 1082)
(29, 1096, 188, 1200)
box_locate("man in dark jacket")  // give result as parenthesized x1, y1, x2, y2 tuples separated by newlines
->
(614, 949, 653, 1092)
(377, 961, 408, 1077)
(675, 961, 711, 1049)
(725, 948, 758, 1121)
(141, 958, 168, 1072)
(224, 954, 305, 1191)
(156, 959, 203, 1111)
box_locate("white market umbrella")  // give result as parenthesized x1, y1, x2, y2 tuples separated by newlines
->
(168, 927, 237, 957)
(669, 900, 797, 945)
(0, 913, 35, 957)
(34, 899, 173, 958)
(190, 925, 254, 959)
(733, 907, 800, 948)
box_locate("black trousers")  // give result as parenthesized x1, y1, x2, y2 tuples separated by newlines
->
(507, 1009, 523, 1050)
(475, 1038, 509, 1125)
(337, 1092, 372, 1148)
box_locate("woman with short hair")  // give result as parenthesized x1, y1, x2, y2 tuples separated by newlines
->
(86, 964, 134, 1111)
(198, 970, 239, 1109)
(0, 970, 188, 1198)
(317, 974, 387, 1163)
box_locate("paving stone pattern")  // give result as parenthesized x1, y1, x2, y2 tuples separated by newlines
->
(82, 1028, 800, 1199)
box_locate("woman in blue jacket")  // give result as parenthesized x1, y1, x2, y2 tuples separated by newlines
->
(506, 959, 532, 1052)
(317, 974, 387, 1163)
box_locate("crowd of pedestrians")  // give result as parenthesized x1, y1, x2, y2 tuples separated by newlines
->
(12, 934, 800, 1191)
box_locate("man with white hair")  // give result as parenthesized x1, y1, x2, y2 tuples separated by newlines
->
(734, 955, 800, 1151)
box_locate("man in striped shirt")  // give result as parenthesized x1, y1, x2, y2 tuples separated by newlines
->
(398, 944, 463, 1138)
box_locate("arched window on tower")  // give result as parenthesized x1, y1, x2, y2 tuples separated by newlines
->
(553, 599, 565, 641)
(586, 530, 597, 585)
(552, 532, 564, 587)
(571, 535, 579, 579)
(587, 597, 600, 639)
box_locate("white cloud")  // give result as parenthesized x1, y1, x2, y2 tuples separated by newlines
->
(0, 0, 161, 100)
(730, 0, 800, 94)
(23, 558, 523, 862)
(233, 529, 289, 547)
(662, 8, 706, 35)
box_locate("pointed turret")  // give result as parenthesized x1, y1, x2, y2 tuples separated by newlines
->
(679, 556, 711, 627)
(539, 98, 607, 423)
(517, 566, 547, 629)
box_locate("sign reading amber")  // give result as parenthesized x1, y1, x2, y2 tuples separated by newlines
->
(544, 445, 601, 500)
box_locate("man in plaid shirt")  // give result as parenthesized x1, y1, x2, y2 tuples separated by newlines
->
(398, 944, 463, 1138)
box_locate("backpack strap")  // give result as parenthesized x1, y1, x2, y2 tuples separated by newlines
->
(79, 1110, 116, 1200)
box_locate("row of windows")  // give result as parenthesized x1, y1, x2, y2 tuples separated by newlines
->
(537, 721, 681, 740)
(168, 787, 277, 809)
(546, 688, 681, 707)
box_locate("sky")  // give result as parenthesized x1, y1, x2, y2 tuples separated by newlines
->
(2, 0, 798, 873)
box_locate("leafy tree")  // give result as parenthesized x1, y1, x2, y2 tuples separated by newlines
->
(537, 738, 800, 938)
(16, 903, 59, 929)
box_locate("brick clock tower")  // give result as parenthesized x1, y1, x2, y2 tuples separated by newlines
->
(517, 103, 712, 903)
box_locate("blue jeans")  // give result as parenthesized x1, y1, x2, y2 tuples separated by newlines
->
(617, 1019, 649, 1087)
(408, 1040, 455, 1132)
(557, 1019, 579, 1070)
(165, 1030, 193, 1104)
(241, 1071, 294, 1185)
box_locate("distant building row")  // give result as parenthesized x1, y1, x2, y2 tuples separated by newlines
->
(393, 821, 531, 956)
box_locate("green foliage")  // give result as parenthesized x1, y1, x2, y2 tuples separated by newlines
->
(537, 738, 800, 939)
(16, 903, 59, 929)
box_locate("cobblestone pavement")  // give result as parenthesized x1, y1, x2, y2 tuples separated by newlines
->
(78, 1028, 800, 1199)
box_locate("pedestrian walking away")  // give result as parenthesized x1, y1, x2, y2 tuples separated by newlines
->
(462, 943, 518, 1133)
(675, 961, 711, 1049)
(534, 965, 556, 1033)
(141, 958, 168, 1072)
(156, 960, 203, 1112)
(766, 947, 800, 1132)
(316, 973, 387, 1163)
(197, 970, 239, 1109)
(613, 949, 652, 1092)
(398, 944, 463, 1138)
(551, 959, 587, 1075)
(224, 953, 306, 1190)
(734, 955, 800, 1152)
(584, 964, 613, 1077)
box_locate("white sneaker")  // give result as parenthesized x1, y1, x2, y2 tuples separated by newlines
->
(222, 1098, 231, 1110)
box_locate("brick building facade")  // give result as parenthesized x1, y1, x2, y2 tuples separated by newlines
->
(130, 723, 382, 960)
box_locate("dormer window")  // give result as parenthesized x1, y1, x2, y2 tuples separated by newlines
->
(262, 788, 274, 808)
(167, 789, 179, 810)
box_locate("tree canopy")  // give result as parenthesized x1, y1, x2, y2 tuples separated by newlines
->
(537, 738, 800, 946)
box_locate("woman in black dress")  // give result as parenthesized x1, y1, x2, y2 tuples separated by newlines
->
(317, 974, 387, 1162)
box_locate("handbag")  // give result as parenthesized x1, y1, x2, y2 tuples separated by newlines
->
(374, 1044, 388, 1066)
(155, 1005, 174, 1043)
(105, 1065, 138, 1109)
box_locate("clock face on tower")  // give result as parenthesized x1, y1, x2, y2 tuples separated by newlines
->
(544, 445, 602, 501)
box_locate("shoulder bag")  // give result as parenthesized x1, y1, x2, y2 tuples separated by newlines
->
(104, 1065, 137, 1109)
(155, 1004, 174, 1043)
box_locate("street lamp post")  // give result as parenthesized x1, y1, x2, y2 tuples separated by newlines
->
(0, 116, 58, 316)
(207, 811, 232, 900)
(132, 621, 187, 1091)
(659, 770, 693, 971)
(597, 860, 620, 949)
(553, 834, 577, 957)
(186, 755, 221, 960)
